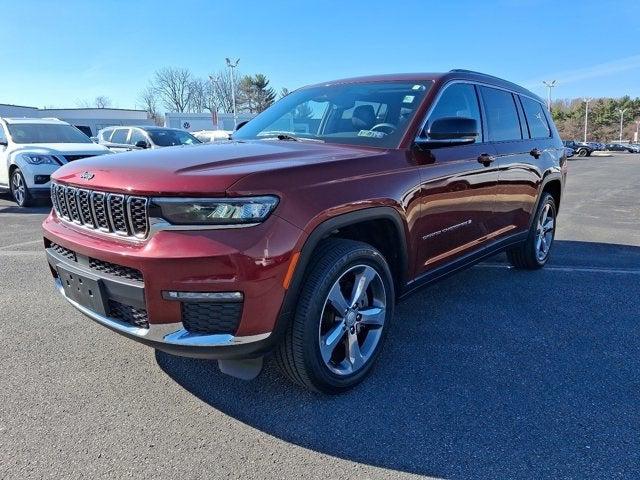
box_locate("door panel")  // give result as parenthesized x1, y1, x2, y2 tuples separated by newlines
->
(413, 142, 499, 274)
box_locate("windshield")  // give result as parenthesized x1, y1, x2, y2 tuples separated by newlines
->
(8, 123, 92, 144)
(233, 81, 432, 148)
(147, 129, 201, 147)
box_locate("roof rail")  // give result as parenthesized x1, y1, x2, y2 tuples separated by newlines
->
(449, 69, 505, 80)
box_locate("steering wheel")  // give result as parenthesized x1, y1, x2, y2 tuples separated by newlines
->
(369, 123, 397, 134)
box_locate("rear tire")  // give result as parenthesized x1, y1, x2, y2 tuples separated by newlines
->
(275, 238, 395, 393)
(507, 193, 557, 269)
(10, 168, 34, 207)
(577, 148, 587, 157)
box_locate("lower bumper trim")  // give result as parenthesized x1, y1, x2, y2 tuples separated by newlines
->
(54, 278, 271, 353)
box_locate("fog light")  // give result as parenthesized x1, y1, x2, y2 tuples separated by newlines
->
(162, 291, 243, 302)
(34, 175, 50, 184)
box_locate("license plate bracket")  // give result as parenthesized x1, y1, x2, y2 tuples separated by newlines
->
(57, 264, 108, 316)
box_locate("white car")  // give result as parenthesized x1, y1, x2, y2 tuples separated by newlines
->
(0, 118, 111, 207)
(191, 130, 232, 143)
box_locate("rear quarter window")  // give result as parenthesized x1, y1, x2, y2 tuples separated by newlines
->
(520, 96, 551, 139)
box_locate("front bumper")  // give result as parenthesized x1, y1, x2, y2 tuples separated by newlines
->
(43, 211, 303, 359)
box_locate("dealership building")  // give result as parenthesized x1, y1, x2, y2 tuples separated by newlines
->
(0, 103, 151, 136)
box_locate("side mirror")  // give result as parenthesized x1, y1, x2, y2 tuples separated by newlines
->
(90, 137, 98, 143)
(0, 140, 7, 147)
(415, 117, 478, 148)
(235, 120, 248, 131)
(135, 140, 149, 149)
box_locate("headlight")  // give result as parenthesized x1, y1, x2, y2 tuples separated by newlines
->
(19, 154, 58, 165)
(151, 196, 279, 225)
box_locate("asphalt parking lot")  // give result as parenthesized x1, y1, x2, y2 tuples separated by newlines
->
(1, 154, 639, 480)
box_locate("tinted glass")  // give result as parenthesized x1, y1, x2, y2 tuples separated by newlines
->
(99, 128, 113, 142)
(129, 129, 147, 145)
(233, 81, 432, 148)
(520, 96, 551, 139)
(147, 129, 200, 146)
(7, 123, 92, 144)
(480, 86, 522, 142)
(0, 125, 6, 142)
(428, 83, 482, 141)
(110, 128, 129, 144)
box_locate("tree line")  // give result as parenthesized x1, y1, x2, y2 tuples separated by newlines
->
(137, 67, 278, 125)
(551, 96, 640, 142)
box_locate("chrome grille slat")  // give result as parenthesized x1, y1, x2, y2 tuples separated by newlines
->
(50, 183, 149, 239)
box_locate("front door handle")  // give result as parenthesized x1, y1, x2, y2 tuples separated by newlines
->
(530, 148, 542, 159)
(477, 153, 495, 166)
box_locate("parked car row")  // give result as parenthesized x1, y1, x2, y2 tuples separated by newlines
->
(562, 139, 640, 156)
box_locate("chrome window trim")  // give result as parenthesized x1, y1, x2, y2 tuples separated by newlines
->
(415, 79, 546, 144)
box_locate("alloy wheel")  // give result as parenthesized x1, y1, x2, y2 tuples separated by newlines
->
(11, 171, 26, 206)
(318, 264, 386, 376)
(535, 203, 555, 261)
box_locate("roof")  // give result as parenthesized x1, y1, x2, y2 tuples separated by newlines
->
(99, 125, 185, 132)
(306, 70, 543, 103)
(41, 107, 147, 113)
(1, 117, 68, 124)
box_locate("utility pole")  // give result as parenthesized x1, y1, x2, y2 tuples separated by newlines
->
(583, 97, 591, 143)
(225, 58, 240, 127)
(618, 108, 627, 142)
(542, 80, 557, 111)
(635, 120, 640, 143)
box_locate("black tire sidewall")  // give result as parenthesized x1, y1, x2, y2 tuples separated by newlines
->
(299, 245, 394, 392)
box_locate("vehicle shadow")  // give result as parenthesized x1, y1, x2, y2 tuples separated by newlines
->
(156, 240, 640, 479)
(0, 192, 51, 214)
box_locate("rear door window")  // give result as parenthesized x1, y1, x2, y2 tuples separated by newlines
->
(520, 96, 551, 139)
(110, 128, 129, 144)
(428, 83, 482, 141)
(0, 125, 6, 143)
(479, 86, 522, 142)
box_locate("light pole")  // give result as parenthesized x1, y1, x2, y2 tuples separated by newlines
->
(225, 57, 240, 127)
(583, 97, 591, 143)
(618, 108, 627, 142)
(542, 80, 557, 111)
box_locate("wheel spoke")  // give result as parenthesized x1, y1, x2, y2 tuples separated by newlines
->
(346, 331, 364, 370)
(540, 204, 549, 226)
(320, 321, 346, 362)
(536, 234, 543, 252)
(543, 218, 554, 233)
(540, 236, 548, 254)
(350, 266, 376, 307)
(327, 282, 349, 314)
(359, 306, 385, 328)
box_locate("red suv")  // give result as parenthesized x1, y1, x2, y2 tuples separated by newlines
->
(43, 70, 566, 393)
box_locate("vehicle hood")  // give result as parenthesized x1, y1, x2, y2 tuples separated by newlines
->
(11, 143, 111, 156)
(51, 140, 381, 195)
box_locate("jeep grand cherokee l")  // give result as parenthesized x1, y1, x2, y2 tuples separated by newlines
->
(43, 70, 566, 393)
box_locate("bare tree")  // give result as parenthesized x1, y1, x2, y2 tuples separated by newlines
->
(151, 67, 193, 112)
(138, 86, 163, 125)
(189, 78, 218, 113)
(75, 96, 113, 109)
(94, 95, 112, 108)
(208, 69, 241, 114)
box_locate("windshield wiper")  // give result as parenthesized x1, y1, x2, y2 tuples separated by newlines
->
(260, 132, 325, 143)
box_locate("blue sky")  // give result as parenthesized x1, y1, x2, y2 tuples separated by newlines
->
(2, 0, 639, 110)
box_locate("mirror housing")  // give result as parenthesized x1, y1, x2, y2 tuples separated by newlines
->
(235, 120, 248, 131)
(0, 140, 7, 147)
(135, 140, 149, 149)
(415, 117, 478, 148)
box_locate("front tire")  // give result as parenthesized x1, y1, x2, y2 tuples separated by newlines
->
(275, 238, 395, 393)
(10, 168, 33, 207)
(507, 193, 557, 269)
(577, 148, 588, 157)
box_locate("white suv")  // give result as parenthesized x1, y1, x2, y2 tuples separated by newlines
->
(0, 118, 111, 207)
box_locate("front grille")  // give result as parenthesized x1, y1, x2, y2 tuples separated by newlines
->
(108, 299, 149, 328)
(51, 183, 148, 239)
(181, 302, 242, 335)
(50, 242, 77, 262)
(64, 154, 95, 162)
(89, 257, 143, 282)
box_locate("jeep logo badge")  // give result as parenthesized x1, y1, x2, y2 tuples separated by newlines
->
(79, 172, 94, 180)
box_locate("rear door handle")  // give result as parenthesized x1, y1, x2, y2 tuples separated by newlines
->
(530, 148, 542, 159)
(477, 153, 495, 166)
